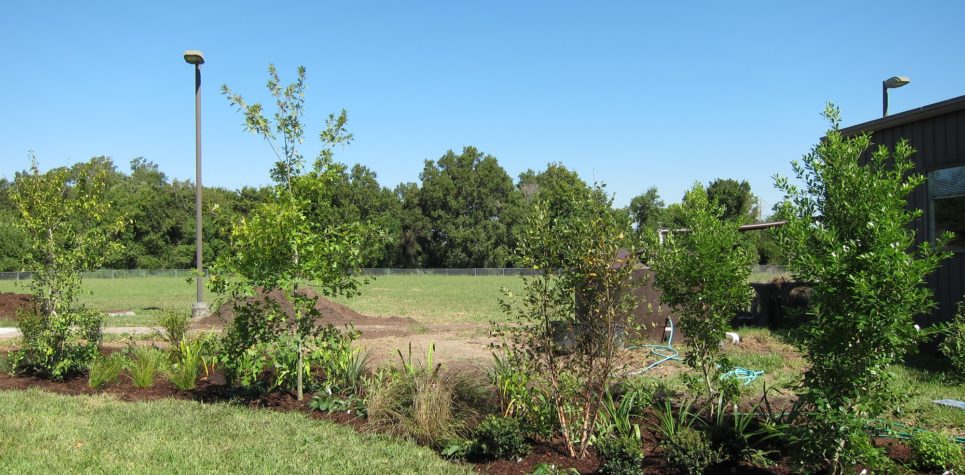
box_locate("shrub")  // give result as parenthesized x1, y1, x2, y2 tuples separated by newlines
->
(596, 435, 644, 475)
(647, 183, 752, 400)
(499, 188, 639, 458)
(475, 415, 530, 461)
(9, 157, 123, 380)
(13, 308, 104, 380)
(775, 104, 951, 471)
(126, 346, 165, 388)
(908, 431, 964, 473)
(364, 344, 480, 449)
(156, 311, 188, 358)
(660, 427, 722, 475)
(88, 353, 127, 389)
(939, 302, 965, 379)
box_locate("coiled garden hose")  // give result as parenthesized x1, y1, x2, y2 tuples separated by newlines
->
(625, 318, 681, 376)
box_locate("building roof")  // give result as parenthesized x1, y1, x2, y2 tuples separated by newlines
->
(840, 93, 965, 135)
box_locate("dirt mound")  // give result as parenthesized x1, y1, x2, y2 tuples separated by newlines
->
(194, 288, 417, 329)
(0, 293, 33, 320)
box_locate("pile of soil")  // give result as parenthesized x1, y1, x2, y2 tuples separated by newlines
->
(0, 293, 33, 320)
(194, 288, 416, 329)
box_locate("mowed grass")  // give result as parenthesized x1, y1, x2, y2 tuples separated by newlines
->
(0, 274, 524, 326)
(333, 275, 524, 324)
(0, 389, 470, 474)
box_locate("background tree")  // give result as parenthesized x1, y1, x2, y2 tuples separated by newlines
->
(418, 147, 521, 268)
(9, 155, 124, 378)
(706, 178, 758, 223)
(775, 104, 950, 472)
(0, 178, 26, 271)
(216, 64, 371, 400)
(626, 186, 665, 236)
(647, 183, 752, 400)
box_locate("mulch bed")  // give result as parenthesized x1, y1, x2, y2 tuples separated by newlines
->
(1, 365, 927, 474)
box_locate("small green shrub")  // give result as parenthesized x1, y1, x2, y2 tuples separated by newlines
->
(940, 303, 965, 379)
(660, 427, 722, 475)
(908, 431, 964, 473)
(88, 353, 127, 389)
(596, 435, 644, 475)
(475, 415, 530, 460)
(125, 346, 165, 388)
(597, 390, 642, 442)
(156, 310, 188, 358)
(166, 337, 210, 391)
(13, 308, 104, 380)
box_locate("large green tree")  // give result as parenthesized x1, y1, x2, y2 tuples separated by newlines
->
(626, 186, 665, 236)
(418, 146, 521, 268)
(706, 178, 758, 223)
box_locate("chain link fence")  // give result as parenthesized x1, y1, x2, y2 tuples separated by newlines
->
(1, 265, 786, 281)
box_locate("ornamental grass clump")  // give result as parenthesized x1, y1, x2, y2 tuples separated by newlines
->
(126, 346, 165, 389)
(88, 353, 127, 389)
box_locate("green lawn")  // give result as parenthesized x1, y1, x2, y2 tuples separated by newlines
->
(0, 275, 525, 326)
(332, 275, 524, 324)
(0, 389, 470, 474)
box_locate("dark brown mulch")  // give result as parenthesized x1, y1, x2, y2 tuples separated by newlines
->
(193, 288, 416, 330)
(0, 292, 33, 320)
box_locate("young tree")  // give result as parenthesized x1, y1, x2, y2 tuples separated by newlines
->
(215, 65, 371, 400)
(9, 155, 124, 378)
(775, 104, 950, 472)
(501, 186, 638, 458)
(647, 183, 752, 399)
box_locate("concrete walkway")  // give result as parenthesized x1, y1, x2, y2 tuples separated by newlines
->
(0, 326, 161, 339)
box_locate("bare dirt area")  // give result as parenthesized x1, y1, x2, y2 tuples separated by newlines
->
(193, 288, 497, 370)
(0, 292, 33, 320)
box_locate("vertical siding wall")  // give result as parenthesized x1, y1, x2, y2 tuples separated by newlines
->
(863, 108, 965, 324)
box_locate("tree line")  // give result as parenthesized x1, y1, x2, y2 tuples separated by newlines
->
(0, 152, 785, 272)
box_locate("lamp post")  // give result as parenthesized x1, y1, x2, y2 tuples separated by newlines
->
(882, 76, 910, 117)
(184, 50, 209, 318)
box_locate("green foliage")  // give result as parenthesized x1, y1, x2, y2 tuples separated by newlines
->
(626, 186, 664, 237)
(156, 310, 188, 358)
(596, 390, 643, 443)
(474, 415, 530, 460)
(415, 146, 522, 268)
(939, 302, 965, 379)
(125, 346, 164, 388)
(87, 353, 127, 389)
(11, 308, 104, 379)
(648, 183, 753, 398)
(8, 156, 122, 379)
(775, 104, 951, 472)
(499, 185, 638, 458)
(9, 156, 125, 319)
(596, 435, 644, 475)
(908, 430, 964, 472)
(166, 336, 211, 391)
(705, 178, 758, 224)
(309, 325, 368, 395)
(364, 344, 482, 449)
(660, 427, 722, 475)
(217, 64, 371, 401)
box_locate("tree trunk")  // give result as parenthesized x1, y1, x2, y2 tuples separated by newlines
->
(296, 337, 304, 401)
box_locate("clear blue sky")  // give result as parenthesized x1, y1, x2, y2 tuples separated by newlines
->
(3, 1, 964, 213)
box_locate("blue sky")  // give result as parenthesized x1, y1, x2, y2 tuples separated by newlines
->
(2, 1, 964, 213)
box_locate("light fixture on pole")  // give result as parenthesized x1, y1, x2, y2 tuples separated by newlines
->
(882, 76, 910, 117)
(184, 50, 209, 318)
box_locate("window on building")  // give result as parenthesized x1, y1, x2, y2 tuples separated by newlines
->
(929, 165, 965, 252)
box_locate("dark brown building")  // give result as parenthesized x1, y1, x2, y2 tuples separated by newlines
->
(840, 94, 965, 325)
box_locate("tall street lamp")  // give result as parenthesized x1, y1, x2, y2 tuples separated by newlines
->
(882, 76, 910, 117)
(184, 50, 209, 318)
